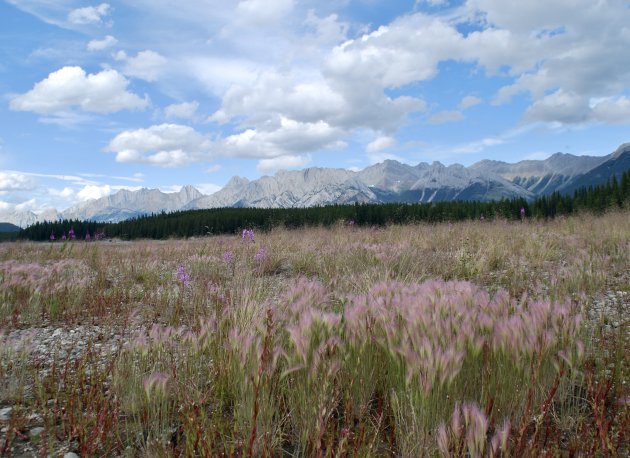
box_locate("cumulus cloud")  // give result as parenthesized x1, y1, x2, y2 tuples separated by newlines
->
(210, 72, 346, 125)
(106, 115, 347, 167)
(106, 124, 213, 166)
(0, 171, 36, 193)
(304, 10, 348, 45)
(470, 0, 630, 123)
(222, 117, 345, 158)
(324, 14, 466, 89)
(366, 136, 396, 153)
(257, 154, 311, 173)
(76, 185, 113, 201)
(590, 96, 630, 124)
(165, 101, 199, 120)
(10, 66, 148, 114)
(68, 3, 110, 25)
(87, 35, 117, 51)
(525, 91, 630, 125)
(48, 187, 75, 198)
(117, 50, 168, 82)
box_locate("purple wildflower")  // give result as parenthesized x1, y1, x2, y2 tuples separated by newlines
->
(254, 246, 267, 264)
(49, 232, 55, 241)
(223, 250, 234, 263)
(177, 264, 191, 287)
(520, 207, 526, 219)
(85, 232, 91, 241)
(242, 228, 255, 243)
(68, 227, 75, 240)
(61, 232, 67, 241)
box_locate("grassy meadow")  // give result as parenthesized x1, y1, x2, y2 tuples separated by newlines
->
(0, 212, 628, 457)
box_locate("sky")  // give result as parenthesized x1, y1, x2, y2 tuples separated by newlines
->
(1, 0, 630, 213)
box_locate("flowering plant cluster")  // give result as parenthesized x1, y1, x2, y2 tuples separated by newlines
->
(242, 228, 255, 243)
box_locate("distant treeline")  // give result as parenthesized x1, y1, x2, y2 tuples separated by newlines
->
(17, 168, 630, 241)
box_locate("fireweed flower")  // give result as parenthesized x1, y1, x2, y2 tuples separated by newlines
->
(176, 264, 191, 287)
(254, 246, 267, 264)
(61, 232, 67, 241)
(85, 232, 91, 241)
(68, 227, 75, 240)
(223, 250, 234, 263)
(242, 228, 255, 243)
(49, 233, 55, 241)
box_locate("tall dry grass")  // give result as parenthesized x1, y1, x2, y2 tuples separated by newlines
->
(0, 211, 628, 456)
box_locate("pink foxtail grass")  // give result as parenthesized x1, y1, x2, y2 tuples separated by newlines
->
(0, 210, 628, 456)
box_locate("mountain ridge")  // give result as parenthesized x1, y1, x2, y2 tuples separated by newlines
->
(2, 143, 628, 228)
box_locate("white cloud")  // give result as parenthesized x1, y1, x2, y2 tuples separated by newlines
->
(222, 117, 345, 158)
(15, 198, 37, 211)
(590, 96, 630, 124)
(87, 35, 117, 51)
(460, 95, 482, 109)
(186, 56, 260, 96)
(211, 72, 346, 125)
(165, 101, 199, 120)
(366, 136, 395, 153)
(48, 187, 75, 198)
(524, 90, 589, 124)
(471, 0, 630, 122)
(525, 91, 630, 125)
(257, 154, 311, 173)
(236, 0, 294, 25)
(106, 123, 213, 166)
(120, 50, 168, 82)
(304, 10, 349, 45)
(428, 110, 464, 124)
(0, 171, 36, 193)
(68, 3, 110, 25)
(324, 14, 465, 89)
(10, 66, 148, 114)
(0, 200, 11, 211)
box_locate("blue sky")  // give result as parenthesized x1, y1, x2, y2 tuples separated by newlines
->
(1, 0, 630, 213)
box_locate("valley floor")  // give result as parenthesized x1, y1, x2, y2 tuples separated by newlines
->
(1, 212, 628, 456)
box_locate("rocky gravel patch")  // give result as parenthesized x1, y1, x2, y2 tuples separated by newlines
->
(1, 324, 135, 457)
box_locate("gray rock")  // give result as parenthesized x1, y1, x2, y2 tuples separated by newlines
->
(0, 407, 12, 421)
(64, 452, 81, 458)
(29, 426, 45, 442)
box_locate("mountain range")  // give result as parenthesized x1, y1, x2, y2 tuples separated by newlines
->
(2, 142, 629, 228)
